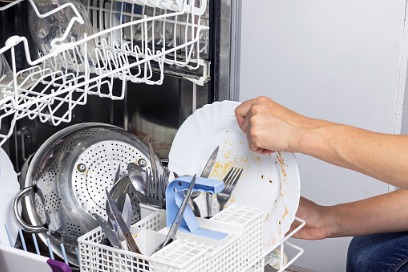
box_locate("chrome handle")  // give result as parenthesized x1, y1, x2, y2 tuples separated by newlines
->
(13, 186, 47, 233)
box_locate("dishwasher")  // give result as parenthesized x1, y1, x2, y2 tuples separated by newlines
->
(0, 0, 305, 271)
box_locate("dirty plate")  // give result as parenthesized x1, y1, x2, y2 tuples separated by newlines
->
(168, 100, 301, 248)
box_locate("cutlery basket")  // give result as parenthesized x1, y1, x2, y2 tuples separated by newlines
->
(78, 204, 266, 272)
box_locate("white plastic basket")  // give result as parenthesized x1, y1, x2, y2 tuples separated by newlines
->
(78, 204, 267, 272)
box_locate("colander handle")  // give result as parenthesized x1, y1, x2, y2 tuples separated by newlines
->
(13, 186, 47, 233)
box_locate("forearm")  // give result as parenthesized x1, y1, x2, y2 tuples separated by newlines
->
(297, 120, 408, 188)
(326, 189, 408, 237)
(235, 96, 408, 187)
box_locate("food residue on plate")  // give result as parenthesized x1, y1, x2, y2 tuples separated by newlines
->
(276, 152, 287, 179)
(264, 213, 270, 222)
(282, 206, 288, 219)
(212, 161, 235, 178)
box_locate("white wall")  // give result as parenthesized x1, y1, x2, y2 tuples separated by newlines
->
(238, 1, 407, 271)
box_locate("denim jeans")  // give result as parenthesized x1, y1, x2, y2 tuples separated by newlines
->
(347, 232, 408, 272)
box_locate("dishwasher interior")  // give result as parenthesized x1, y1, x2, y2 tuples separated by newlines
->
(1, 0, 214, 169)
(0, 0, 305, 271)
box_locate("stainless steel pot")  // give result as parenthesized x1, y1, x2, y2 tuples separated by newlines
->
(13, 122, 162, 265)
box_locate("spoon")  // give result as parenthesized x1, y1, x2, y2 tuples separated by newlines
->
(127, 162, 146, 195)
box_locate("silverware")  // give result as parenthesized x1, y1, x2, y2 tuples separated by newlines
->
(105, 188, 141, 254)
(202, 146, 219, 218)
(108, 166, 133, 231)
(109, 174, 142, 229)
(142, 139, 168, 208)
(93, 214, 121, 249)
(217, 167, 243, 211)
(127, 162, 146, 195)
(147, 139, 159, 186)
(160, 175, 197, 249)
(109, 192, 133, 238)
(121, 194, 132, 230)
(107, 164, 124, 230)
(144, 167, 168, 208)
(200, 146, 219, 178)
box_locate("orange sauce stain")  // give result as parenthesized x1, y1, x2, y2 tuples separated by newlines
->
(276, 152, 287, 179)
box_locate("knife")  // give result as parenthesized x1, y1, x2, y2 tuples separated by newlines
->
(160, 175, 197, 249)
(202, 146, 219, 219)
(93, 213, 121, 249)
(201, 146, 219, 178)
(121, 194, 132, 231)
(105, 188, 141, 254)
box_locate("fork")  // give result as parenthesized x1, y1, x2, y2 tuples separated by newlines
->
(145, 166, 169, 208)
(217, 167, 243, 211)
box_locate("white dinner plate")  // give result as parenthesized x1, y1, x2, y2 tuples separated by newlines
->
(0, 147, 19, 247)
(168, 100, 301, 248)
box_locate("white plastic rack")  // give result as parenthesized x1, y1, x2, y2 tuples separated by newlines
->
(0, 0, 209, 146)
(78, 204, 306, 272)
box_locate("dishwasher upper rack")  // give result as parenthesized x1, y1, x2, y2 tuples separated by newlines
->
(0, 0, 210, 147)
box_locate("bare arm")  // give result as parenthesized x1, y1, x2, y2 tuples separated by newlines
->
(292, 190, 408, 239)
(235, 96, 408, 188)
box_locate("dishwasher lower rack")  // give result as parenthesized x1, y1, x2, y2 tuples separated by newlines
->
(78, 204, 305, 272)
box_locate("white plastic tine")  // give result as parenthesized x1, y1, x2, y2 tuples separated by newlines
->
(5, 224, 13, 247)
(47, 237, 54, 259)
(60, 243, 68, 264)
(32, 233, 40, 255)
(18, 228, 27, 251)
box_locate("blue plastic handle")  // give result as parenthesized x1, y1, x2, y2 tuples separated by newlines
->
(165, 176, 228, 240)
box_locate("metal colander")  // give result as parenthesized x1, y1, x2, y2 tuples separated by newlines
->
(14, 123, 160, 265)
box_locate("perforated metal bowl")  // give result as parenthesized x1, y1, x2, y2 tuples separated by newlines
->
(13, 123, 161, 265)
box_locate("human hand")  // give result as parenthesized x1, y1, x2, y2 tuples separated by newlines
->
(234, 96, 312, 154)
(288, 197, 333, 240)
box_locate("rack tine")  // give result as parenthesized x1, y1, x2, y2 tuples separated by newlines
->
(18, 228, 27, 251)
(32, 233, 40, 255)
(5, 224, 13, 247)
